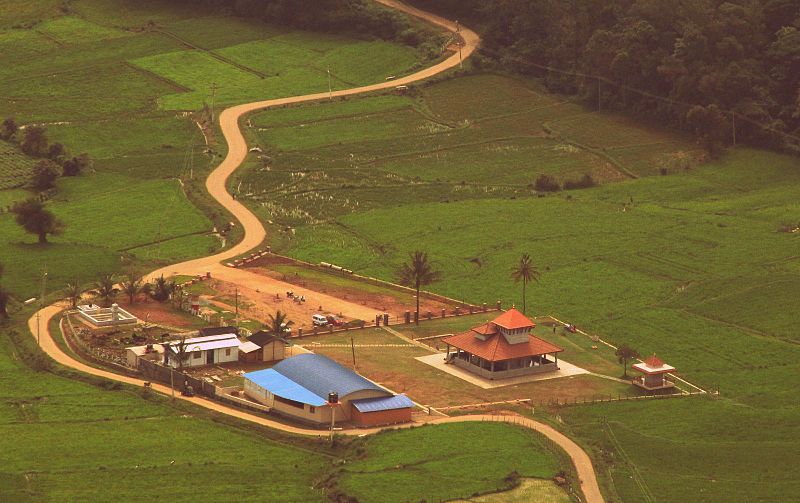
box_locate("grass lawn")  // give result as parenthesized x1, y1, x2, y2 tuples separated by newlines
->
(335, 422, 561, 502)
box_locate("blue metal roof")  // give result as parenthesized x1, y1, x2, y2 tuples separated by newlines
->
(244, 368, 327, 406)
(272, 353, 386, 400)
(351, 394, 415, 413)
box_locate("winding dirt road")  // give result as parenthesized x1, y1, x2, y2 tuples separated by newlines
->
(26, 3, 603, 502)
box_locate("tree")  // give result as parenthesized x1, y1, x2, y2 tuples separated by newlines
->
(20, 125, 48, 157)
(0, 262, 9, 319)
(64, 280, 81, 309)
(93, 275, 118, 307)
(62, 153, 90, 177)
(163, 335, 189, 371)
(686, 104, 729, 157)
(1, 117, 17, 140)
(47, 142, 65, 162)
(267, 310, 293, 361)
(11, 198, 64, 244)
(615, 343, 640, 378)
(150, 275, 176, 302)
(31, 160, 59, 192)
(397, 250, 441, 325)
(510, 253, 540, 315)
(120, 270, 143, 305)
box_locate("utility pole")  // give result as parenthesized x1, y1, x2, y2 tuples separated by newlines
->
(732, 111, 736, 146)
(210, 82, 218, 123)
(459, 42, 463, 69)
(327, 68, 332, 100)
(350, 335, 356, 369)
(234, 287, 239, 327)
(36, 266, 48, 345)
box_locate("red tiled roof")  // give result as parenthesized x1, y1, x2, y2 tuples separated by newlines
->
(442, 330, 562, 362)
(471, 322, 498, 336)
(491, 308, 535, 330)
(644, 354, 664, 367)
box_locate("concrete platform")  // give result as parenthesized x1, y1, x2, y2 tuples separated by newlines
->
(415, 353, 590, 389)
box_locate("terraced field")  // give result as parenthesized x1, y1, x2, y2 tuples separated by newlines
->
(0, 140, 34, 190)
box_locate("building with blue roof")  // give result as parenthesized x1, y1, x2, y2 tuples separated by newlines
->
(243, 353, 413, 426)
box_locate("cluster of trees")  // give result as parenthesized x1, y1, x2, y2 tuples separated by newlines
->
(408, 0, 800, 155)
(170, 0, 444, 56)
(2, 117, 91, 191)
(64, 272, 178, 310)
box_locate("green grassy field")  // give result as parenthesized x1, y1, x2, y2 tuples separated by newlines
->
(334, 422, 562, 502)
(0, 0, 429, 301)
(238, 72, 800, 502)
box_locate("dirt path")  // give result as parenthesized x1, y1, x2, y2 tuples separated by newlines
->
(25, 3, 603, 502)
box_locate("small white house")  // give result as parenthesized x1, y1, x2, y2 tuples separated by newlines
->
(125, 344, 164, 368)
(166, 333, 240, 368)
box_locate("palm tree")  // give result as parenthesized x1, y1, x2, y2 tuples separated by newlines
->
(162, 335, 189, 371)
(64, 281, 81, 309)
(93, 275, 118, 307)
(397, 251, 441, 325)
(120, 270, 143, 305)
(510, 253, 540, 315)
(615, 343, 640, 379)
(151, 275, 176, 303)
(267, 310, 293, 361)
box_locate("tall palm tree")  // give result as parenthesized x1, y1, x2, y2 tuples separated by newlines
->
(64, 281, 81, 309)
(267, 310, 293, 361)
(615, 344, 640, 379)
(510, 253, 540, 315)
(93, 275, 118, 307)
(397, 251, 441, 325)
(120, 270, 143, 305)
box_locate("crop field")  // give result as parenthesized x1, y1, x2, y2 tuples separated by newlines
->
(334, 423, 563, 502)
(237, 70, 800, 501)
(0, 0, 429, 302)
(236, 74, 696, 231)
(0, 140, 35, 190)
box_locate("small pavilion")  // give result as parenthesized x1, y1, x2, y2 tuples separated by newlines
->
(632, 354, 675, 390)
(442, 308, 563, 380)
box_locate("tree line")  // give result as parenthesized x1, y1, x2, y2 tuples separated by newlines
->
(407, 0, 800, 156)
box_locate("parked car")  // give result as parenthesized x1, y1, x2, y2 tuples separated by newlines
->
(312, 314, 329, 326)
(326, 315, 343, 327)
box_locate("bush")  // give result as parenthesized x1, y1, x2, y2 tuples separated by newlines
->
(564, 173, 597, 190)
(31, 160, 59, 191)
(534, 174, 560, 192)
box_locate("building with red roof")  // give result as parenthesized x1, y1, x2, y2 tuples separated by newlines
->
(441, 308, 563, 380)
(631, 354, 676, 390)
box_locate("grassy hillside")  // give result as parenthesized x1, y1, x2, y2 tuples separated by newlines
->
(0, 0, 429, 299)
(239, 73, 800, 502)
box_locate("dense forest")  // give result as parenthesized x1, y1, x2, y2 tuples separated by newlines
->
(407, 0, 800, 155)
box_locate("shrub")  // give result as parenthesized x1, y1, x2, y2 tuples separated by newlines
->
(534, 174, 560, 192)
(564, 173, 597, 190)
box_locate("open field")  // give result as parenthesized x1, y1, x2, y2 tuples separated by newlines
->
(0, 0, 430, 301)
(334, 422, 562, 502)
(237, 70, 800, 501)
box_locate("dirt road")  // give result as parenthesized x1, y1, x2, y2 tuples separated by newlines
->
(25, 2, 603, 502)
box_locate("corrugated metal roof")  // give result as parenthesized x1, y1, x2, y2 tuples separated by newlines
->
(169, 334, 240, 353)
(272, 354, 386, 400)
(244, 368, 326, 406)
(351, 394, 415, 413)
(238, 341, 261, 353)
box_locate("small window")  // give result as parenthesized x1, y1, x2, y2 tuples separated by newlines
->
(193, 351, 202, 359)
(225, 348, 231, 356)
(309, 406, 316, 413)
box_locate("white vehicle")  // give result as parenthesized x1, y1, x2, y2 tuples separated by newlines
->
(312, 314, 329, 326)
